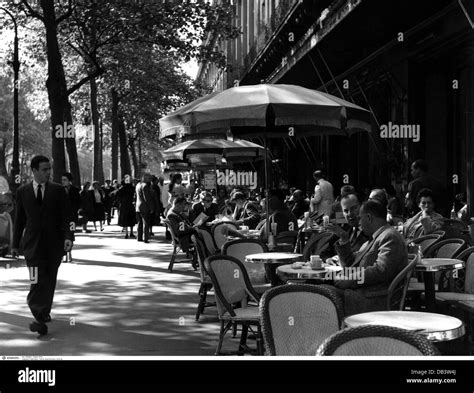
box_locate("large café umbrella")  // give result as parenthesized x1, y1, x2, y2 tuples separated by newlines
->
(161, 138, 265, 162)
(159, 84, 372, 230)
(162, 138, 265, 192)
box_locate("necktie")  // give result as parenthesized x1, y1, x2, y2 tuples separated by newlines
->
(350, 227, 358, 243)
(37, 184, 43, 205)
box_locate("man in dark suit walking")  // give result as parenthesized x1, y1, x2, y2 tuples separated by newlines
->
(12, 156, 74, 336)
(135, 173, 154, 243)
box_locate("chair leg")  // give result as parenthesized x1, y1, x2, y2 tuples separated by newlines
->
(256, 325, 264, 356)
(195, 283, 206, 321)
(238, 323, 249, 355)
(190, 248, 198, 270)
(168, 244, 177, 272)
(232, 322, 238, 338)
(215, 320, 230, 356)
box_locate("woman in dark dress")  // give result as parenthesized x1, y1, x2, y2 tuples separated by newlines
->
(79, 181, 94, 233)
(115, 175, 136, 238)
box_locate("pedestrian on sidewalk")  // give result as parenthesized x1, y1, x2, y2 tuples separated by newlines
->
(61, 172, 81, 263)
(149, 175, 162, 237)
(114, 175, 136, 238)
(135, 173, 154, 243)
(103, 180, 114, 225)
(79, 182, 93, 233)
(91, 181, 105, 231)
(12, 155, 74, 336)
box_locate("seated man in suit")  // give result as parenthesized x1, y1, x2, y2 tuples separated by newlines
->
(325, 192, 371, 257)
(166, 197, 197, 253)
(289, 189, 310, 219)
(260, 189, 298, 242)
(190, 191, 219, 226)
(322, 200, 408, 316)
(231, 191, 261, 229)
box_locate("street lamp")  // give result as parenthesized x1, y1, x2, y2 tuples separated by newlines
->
(0, 7, 20, 190)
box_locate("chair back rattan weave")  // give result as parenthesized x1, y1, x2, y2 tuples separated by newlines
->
(387, 253, 419, 310)
(260, 284, 343, 356)
(316, 325, 440, 356)
(222, 240, 268, 284)
(205, 255, 259, 318)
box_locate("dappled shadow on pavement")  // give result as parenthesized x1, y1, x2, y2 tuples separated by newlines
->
(0, 223, 253, 356)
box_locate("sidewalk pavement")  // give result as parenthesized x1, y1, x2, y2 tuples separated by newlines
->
(0, 222, 239, 357)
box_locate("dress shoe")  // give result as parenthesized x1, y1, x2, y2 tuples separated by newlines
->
(30, 321, 48, 335)
(144, 240, 149, 244)
(124, 234, 129, 239)
(129, 234, 136, 239)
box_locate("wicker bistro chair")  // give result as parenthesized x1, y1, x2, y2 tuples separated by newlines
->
(387, 253, 420, 310)
(259, 284, 344, 356)
(256, 219, 266, 231)
(162, 218, 196, 272)
(192, 234, 217, 321)
(211, 221, 239, 250)
(435, 247, 474, 304)
(315, 325, 440, 356)
(222, 239, 271, 295)
(405, 233, 443, 254)
(204, 255, 264, 355)
(196, 228, 218, 255)
(442, 219, 470, 243)
(408, 238, 467, 296)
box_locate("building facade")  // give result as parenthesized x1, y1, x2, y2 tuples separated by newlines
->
(197, 0, 474, 215)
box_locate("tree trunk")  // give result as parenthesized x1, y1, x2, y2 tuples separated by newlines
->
(40, 0, 67, 183)
(64, 105, 81, 186)
(0, 136, 8, 178)
(129, 136, 139, 179)
(111, 89, 119, 180)
(118, 116, 131, 177)
(90, 77, 104, 183)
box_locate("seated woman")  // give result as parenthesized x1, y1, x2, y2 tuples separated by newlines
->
(403, 188, 444, 241)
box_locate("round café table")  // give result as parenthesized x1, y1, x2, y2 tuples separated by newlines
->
(276, 263, 343, 282)
(245, 252, 303, 286)
(344, 311, 465, 343)
(414, 258, 464, 312)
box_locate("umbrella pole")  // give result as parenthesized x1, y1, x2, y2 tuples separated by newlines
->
(264, 132, 270, 240)
(214, 158, 218, 198)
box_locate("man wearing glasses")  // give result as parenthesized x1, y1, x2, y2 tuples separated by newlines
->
(190, 191, 219, 226)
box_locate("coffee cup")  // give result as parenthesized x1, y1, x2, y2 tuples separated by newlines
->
(309, 255, 323, 269)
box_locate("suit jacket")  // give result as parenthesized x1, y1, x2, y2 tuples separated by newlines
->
(166, 209, 195, 252)
(334, 224, 408, 316)
(13, 181, 74, 265)
(135, 182, 154, 214)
